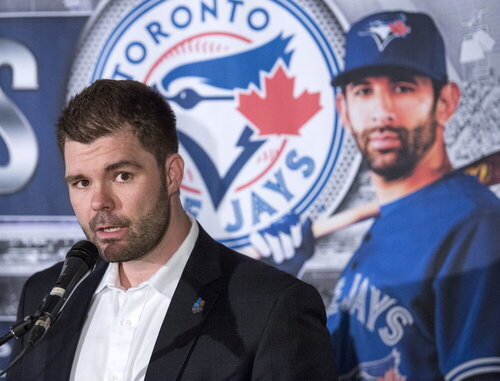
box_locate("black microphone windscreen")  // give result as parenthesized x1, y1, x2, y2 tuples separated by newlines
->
(66, 240, 99, 269)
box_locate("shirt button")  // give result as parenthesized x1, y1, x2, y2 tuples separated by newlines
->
(122, 319, 132, 328)
(108, 375, 119, 381)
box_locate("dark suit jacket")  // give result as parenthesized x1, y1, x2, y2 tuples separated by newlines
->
(7, 225, 336, 380)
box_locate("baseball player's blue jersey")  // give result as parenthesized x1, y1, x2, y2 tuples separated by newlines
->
(327, 172, 500, 381)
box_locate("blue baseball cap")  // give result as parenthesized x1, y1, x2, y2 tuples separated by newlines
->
(332, 11, 448, 86)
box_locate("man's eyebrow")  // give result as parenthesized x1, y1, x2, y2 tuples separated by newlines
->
(105, 160, 143, 172)
(64, 174, 84, 184)
(64, 160, 143, 184)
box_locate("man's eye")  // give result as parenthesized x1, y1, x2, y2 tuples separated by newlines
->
(353, 88, 371, 96)
(394, 85, 414, 93)
(75, 179, 90, 188)
(115, 172, 132, 182)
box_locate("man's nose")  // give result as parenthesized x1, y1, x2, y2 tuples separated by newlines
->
(370, 91, 396, 126)
(91, 185, 115, 211)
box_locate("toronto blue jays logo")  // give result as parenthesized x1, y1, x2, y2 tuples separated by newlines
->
(359, 13, 411, 52)
(191, 297, 205, 314)
(342, 350, 406, 381)
(71, 0, 358, 253)
(154, 33, 308, 213)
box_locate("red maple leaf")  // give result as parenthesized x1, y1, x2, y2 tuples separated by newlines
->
(377, 369, 406, 381)
(389, 20, 410, 36)
(237, 65, 321, 136)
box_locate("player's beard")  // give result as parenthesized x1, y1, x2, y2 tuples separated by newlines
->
(353, 114, 438, 181)
(85, 180, 171, 263)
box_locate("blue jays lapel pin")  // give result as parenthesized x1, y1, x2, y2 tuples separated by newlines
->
(192, 297, 205, 314)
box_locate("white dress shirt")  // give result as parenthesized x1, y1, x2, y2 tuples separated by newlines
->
(70, 216, 199, 381)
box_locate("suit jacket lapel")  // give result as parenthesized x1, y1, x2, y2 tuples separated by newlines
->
(44, 259, 108, 381)
(145, 225, 224, 381)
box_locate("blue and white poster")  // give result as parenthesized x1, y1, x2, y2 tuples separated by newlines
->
(1, 0, 499, 372)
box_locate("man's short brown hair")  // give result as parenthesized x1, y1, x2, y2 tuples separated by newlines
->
(56, 79, 178, 165)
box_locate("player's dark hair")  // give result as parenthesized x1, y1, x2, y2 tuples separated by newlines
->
(56, 79, 178, 165)
(431, 80, 447, 102)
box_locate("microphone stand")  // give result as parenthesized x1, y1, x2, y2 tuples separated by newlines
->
(0, 240, 99, 377)
(0, 315, 36, 347)
(0, 314, 39, 377)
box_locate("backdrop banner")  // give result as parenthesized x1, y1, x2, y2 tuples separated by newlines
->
(1, 0, 499, 371)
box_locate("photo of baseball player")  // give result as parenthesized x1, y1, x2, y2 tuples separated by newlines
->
(326, 10, 500, 380)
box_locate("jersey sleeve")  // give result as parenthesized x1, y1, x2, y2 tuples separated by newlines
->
(433, 210, 500, 381)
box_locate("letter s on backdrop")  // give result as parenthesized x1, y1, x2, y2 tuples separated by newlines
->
(0, 38, 39, 194)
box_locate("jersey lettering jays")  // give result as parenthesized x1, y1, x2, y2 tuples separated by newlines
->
(329, 273, 412, 380)
(331, 274, 414, 347)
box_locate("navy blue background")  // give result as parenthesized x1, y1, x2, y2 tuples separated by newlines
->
(0, 17, 87, 215)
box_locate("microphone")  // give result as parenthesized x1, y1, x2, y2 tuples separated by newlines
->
(27, 240, 99, 346)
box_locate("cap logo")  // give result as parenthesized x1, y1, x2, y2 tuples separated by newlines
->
(359, 14, 411, 52)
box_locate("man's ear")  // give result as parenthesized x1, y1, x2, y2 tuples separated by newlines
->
(435, 82, 460, 126)
(164, 153, 184, 194)
(336, 92, 353, 133)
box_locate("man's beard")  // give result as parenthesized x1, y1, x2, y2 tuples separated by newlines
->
(353, 116, 438, 181)
(84, 182, 170, 263)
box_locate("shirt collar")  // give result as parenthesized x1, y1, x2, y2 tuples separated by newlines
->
(95, 213, 199, 298)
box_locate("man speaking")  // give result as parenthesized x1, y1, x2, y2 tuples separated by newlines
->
(6, 79, 336, 381)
